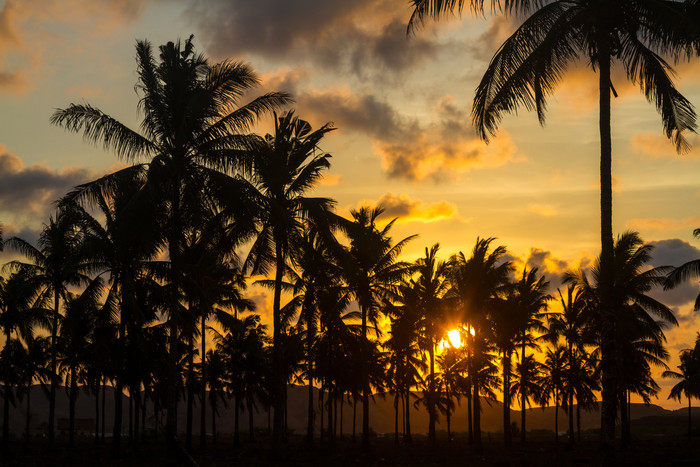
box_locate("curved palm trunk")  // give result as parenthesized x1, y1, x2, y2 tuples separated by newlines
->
(598, 40, 617, 462)
(48, 288, 59, 448)
(200, 314, 206, 450)
(272, 240, 284, 447)
(502, 351, 511, 447)
(428, 343, 436, 446)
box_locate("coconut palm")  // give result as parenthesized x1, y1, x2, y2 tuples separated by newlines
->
(339, 206, 415, 448)
(51, 36, 291, 451)
(411, 244, 449, 445)
(5, 207, 91, 447)
(447, 237, 513, 452)
(510, 354, 544, 434)
(537, 345, 567, 445)
(241, 111, 335, 444)
(665, 228, 700, 310)
(409, 0, 700, 453)
(0, 270, 49, 450)
(663, 339, 700, 442)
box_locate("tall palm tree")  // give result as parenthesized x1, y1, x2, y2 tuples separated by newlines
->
(5, 207, 91, 447)
(51, 36, 291, 452)
(242, 111, 335, 444)
(663, 339, 700, 442)
(412, 244, 449, 445)
(537, 345, 567, 445)
(340, 206, 415, 448)
(512, 268, 551, 443)
(566, 231, 677, 447)
(409, 1, 700, 454)
(447, 237, 512, 452)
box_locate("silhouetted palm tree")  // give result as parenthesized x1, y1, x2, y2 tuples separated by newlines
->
(5, 207, 91, 447)
(537, 345, 567, 445)
(447, 237, 512, 452)
(0, 270, 49, 450)
(340, 206, 415, 448)
(409, 1, 700, 454)
(665, 228, 700, 310)
(663, 338, 700, 442)
(242, 111, 335, 444)
(51, 36, 291, 452)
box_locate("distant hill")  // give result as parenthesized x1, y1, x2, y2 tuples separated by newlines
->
(4, 384, 699, 437)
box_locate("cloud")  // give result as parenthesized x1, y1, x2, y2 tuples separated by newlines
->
(0, 0, 148, 94)
(626, 217, 700, 234)
(630, 131, 700, 158)
(647, 238, 700, 308)
(189, 0, 438, 76)
(0, 146, 101, 226)
(375, 95, 522, 181)
(354, 192, 459, 224)
(523, 248, 573, 293)
(527, 204, 557, 217)
(318, 173, 343, 186)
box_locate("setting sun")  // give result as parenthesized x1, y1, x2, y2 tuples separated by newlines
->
(447, 329, 462, 348)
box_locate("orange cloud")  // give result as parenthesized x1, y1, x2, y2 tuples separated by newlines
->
(626, 217, 700, 233)
(630, 131, 700, 158)
(354, 192, 460, 224)
(527, 204, 558, 217)
(318, 173, 343, 186)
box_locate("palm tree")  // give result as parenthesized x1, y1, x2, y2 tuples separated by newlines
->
(5, 207, 91, 447)
(537, 345, 567, 445)
(510, 354, 544, 435)
(409, 1, 700, 454)
(566, 231, 677, 447)
(0, 270, 49, 450)
(490, 294, 518, 446)
(340, 206, 415, 448)
(51, 36, 291, 451)
(242, 111, 335, 444)
(447, 237, 512, 452)
(412, 244, 449, 445)
(512, 268, 551, 443)
(663, 339, 700, 442)
(665, 228, 700, 310)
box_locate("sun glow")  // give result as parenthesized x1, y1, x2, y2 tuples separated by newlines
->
(447, 329, 462, 348)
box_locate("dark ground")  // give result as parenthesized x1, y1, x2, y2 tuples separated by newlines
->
(1, 430, 700, 467)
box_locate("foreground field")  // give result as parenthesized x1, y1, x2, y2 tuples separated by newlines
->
(2, 432, 700, 467)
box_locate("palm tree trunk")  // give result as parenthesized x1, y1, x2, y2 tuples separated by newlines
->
(467, 377, 473, 444)
(101, 377, 106, 443)
(340, 395, 344, 439)
(272, 239, 284, 447)
(597, 38, 617, 461)
(69, 364, 77, 447)
(394, 392, 399, 444)
(474, 377, 482, 453)
(620, 390, 629, 449)
(568, 345, 575, 445)
(361, 304, 370, 450)
(24, 385, 31, 441)
(319, 386, 324, 442)
(233, 392, 240, 447)
(306, 339, 314, 445)
(2, 336, 9, 451)
(502, 351, 511, 447)
(200, 314, 206, 450)
(521, 342, 526, 444)
(248, 395, 254, 442)
(688, 390, 692, 442)
(166, 183, 182, 456)
(95, 378, 100, 445)
(577, 401, 581, 441)
(133, 386, 141, 450)
(351, 393, 355, 442)
(48, 289, 59, 448)
(405, 387, 412, 443)
(186, 334, 194, 450)
(428, 343, 436, 446)
(446, 381, 451, 442)
(211, 400, 217, 445)
(555, 388, 559, 445)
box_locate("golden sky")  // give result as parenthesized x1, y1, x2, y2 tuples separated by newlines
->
(1, 0, 700, 410)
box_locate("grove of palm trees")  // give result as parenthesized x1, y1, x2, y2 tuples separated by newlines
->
(2, 2, 700, 466)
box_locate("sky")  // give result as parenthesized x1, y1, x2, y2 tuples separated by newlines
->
(1, 0, 700, 410)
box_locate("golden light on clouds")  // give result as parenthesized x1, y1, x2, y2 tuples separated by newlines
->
(626, 216, 700, 232)
(631, 131, 700, 158)
(527, 203, 557, 217)
(354, 192, 459, 224)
